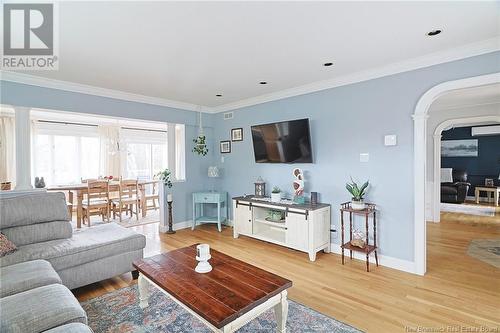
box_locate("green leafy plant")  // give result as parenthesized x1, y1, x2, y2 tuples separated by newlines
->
(346, 178, 369, 201)
(272, 186, 281, 194)
(192, 135, 208, 156)
(156, 168, 173, 188)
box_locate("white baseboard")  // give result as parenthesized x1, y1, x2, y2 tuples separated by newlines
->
(158, 219, 233, 233)
(330, 243, 416, 274)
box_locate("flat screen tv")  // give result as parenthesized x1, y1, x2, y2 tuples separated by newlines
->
(251, 118, 313, 163)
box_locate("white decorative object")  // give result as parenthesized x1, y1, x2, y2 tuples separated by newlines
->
(271, 192, 281, 203)
(208, 166, 219, 178)
(351, 200, 365, 210)
(167, 193, 173, 202)
(195, 244, 212, 273)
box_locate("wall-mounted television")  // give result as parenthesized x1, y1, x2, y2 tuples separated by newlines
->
(251, 118, 313, 163)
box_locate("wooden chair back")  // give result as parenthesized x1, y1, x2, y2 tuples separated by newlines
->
(119, 179, 139, 199)
(86, 180, 110, 205)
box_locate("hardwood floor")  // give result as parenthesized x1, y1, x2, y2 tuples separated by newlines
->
(74, 214, 500, 332)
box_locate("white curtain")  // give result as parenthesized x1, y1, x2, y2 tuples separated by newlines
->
(0, 117, 16, 185)
(98, 125, 121, 178)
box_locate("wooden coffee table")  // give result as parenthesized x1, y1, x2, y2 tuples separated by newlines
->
(133, 245, 292, 333)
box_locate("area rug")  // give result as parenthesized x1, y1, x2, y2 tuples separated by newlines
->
(81, 285, 362, 333)
(71, 210, 160, 229)
(467, 239, 500, 268)
(440, 203, 496, 217)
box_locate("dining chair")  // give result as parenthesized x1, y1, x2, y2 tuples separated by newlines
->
(141, 182, 160, 215)
(82, 180, 110, 227)
(111, 179, 140, 222)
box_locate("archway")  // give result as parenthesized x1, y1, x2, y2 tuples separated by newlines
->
(412, 72, 500, 275)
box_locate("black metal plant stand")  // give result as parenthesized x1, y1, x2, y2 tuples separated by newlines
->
(166, 200, 175, 234)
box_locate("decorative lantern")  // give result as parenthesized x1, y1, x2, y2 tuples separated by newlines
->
(254, 177, 266, 197)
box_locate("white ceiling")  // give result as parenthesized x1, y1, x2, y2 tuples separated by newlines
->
(430, 83, 500, 111)
(7, 1, 500, 111)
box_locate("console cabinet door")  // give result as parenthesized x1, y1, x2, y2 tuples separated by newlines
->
(235, 203, 252, 236)
(285, 212, 308, 251)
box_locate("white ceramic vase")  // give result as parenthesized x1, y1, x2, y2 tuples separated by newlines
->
(351, 200, 365, 210)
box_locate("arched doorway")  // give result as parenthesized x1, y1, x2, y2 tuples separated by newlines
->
(412, 72, 500, 275)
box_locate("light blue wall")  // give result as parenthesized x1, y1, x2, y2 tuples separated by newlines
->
(212, 51, 500, 262)
(0, 81, 217, 224)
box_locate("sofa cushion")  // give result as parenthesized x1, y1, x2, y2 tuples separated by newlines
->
(0, 223, 146, 271)
(0, 233, 17, 257)
(43, 323, 93, 333)
(0, 284, 87, 333)
(0, 259, 61, 297)
(2, 221, 72, 246)
(0, 192, 70, 229)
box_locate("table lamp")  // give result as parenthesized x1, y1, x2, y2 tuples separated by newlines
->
(208, 166, 219, 191)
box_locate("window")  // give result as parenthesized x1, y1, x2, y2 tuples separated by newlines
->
(33, 122, 100, 185)
(121, 128, 168, 181)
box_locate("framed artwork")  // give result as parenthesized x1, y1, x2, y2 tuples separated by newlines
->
(231, 128, 243, 142)
(485, 178, 494, 187)
(441, 139, 478, 157)
(220, 140, 231, 153)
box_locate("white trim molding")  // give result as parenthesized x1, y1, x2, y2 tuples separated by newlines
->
(431, 115, 500, 223)
(330, 244, 416, 274)
(2, 38, 499, 114)
(413, 72, 500, 276)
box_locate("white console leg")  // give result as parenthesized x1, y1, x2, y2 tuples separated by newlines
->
(274, 290, 288, 333)
(308, 251, 316, 261)
(323, 243, 331, 253)
(138, 274, 150, 308)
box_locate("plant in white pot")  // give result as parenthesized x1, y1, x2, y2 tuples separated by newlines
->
(271, 186, 282, 203)
(346, 178, 369, 210)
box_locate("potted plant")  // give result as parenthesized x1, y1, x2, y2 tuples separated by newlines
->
(346, 178, 369, 210)
(156, 168, 173, 201)
(271, 186, 281, 203)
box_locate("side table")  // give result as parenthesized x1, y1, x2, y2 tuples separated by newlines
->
(192, 191, 228, 232)
(340, 202, 378, 272)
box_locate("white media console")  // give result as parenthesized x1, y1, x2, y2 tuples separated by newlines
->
(232, 196, 331, 261)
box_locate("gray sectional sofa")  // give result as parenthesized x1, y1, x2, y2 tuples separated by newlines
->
(0, 191, 147, 332)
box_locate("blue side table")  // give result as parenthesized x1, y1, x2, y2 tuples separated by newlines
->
(192, 191, 228, 232)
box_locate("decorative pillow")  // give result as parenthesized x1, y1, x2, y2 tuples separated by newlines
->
(0, 233, 17, 257)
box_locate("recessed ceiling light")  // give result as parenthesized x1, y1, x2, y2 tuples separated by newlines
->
(215, 94, 223, 97)
(259, 81, 267, 85)
(323, 62, 333, 67)
(427, 29, 442, 36)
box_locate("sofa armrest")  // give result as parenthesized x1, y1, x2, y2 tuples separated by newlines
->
(455, 182, 470, 202)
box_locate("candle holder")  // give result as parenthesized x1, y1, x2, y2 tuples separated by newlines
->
(195, 244, 212, 273)
(166, 200, 175, 234)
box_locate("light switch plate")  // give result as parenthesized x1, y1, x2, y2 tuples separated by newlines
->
(221, 156, 225, 163)
(384, 134, 397, 146)
(360, 153, 369, 162)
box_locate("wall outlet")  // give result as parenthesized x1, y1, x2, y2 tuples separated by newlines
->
(384, 134, 397, 146)
(221, 156, 225, 163)
(330, 228, 338, 239)
(360, 153, 369, 162)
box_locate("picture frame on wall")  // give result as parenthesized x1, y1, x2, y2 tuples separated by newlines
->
(220, 140, 231, 153)
(485, 178, 494, 187)
(441, 139, 478, 157)
(231, 128, 243, 142)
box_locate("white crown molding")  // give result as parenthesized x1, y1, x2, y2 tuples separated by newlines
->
(212, 37, 500, 113)
(1, 37, 499, 114)
(0, 71, 210, 113)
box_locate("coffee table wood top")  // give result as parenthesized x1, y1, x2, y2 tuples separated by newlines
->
(133, 244, 292, 329)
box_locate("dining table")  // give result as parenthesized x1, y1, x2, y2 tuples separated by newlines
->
(47, 180, 161, 228)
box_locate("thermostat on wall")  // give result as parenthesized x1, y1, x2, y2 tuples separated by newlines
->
(384, 135, 397, 146)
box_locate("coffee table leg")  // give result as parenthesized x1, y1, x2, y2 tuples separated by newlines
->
(138, 273, 150, 308)
(274, 290, 288, 333)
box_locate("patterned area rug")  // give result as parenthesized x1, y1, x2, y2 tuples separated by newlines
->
(441, 203, 496, 217)
(467, 239, 500, 268)
(81, 285, 362, 333)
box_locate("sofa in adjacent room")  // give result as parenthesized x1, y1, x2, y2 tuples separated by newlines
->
(441, 169, 471, 204)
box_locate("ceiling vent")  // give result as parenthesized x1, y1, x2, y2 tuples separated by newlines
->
(223, 112, 234, 120)
(471, 125, 500, 136)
